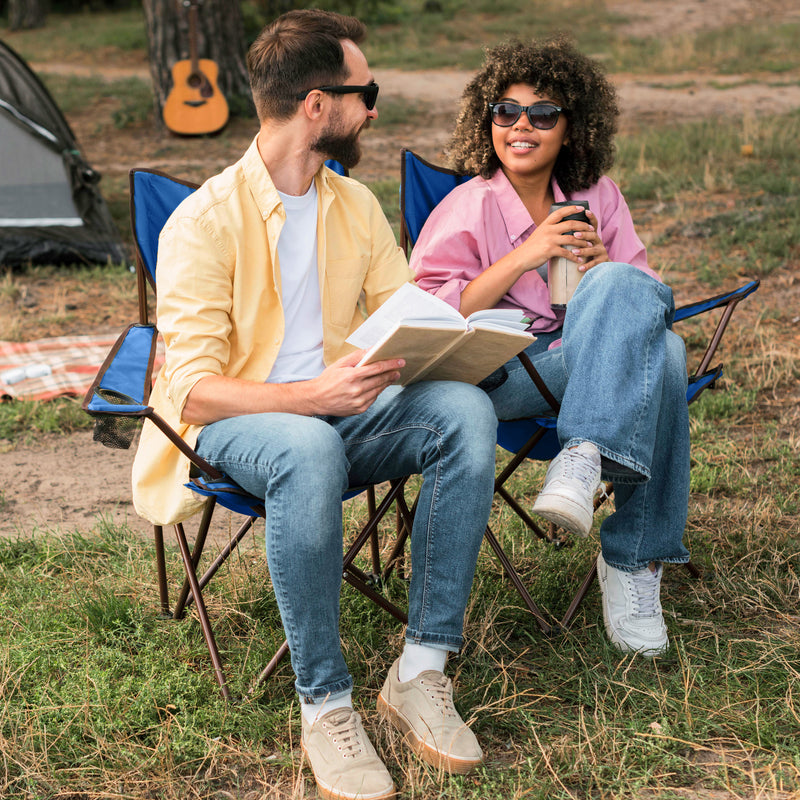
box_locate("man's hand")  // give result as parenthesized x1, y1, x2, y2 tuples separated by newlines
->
(181, 351, 403, 425)
(305, 350, 404, 416)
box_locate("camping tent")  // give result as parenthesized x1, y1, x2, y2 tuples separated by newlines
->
(0, 39, 127, 267)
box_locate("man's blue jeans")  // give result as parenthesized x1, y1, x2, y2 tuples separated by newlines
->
(487, 262, 691, 572)
(196, 380, 497, 701)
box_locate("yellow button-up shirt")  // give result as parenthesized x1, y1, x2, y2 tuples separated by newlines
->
(132, 138, 412, 524)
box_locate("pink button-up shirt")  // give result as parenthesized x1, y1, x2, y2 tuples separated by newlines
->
(411, 169, 660, 333)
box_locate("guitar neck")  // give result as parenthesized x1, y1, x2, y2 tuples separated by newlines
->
(186, 0, 200, 74)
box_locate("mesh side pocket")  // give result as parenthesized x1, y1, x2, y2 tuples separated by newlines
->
(92, 389, 142, 450)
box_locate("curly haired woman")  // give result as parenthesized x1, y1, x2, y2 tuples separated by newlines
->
(411, 36, 691, 657)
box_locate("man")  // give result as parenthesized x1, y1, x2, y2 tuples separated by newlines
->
(131, 10, 497, 799)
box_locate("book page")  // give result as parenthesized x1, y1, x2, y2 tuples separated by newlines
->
(465, 307, 531, 330)
(357, 323, 465, 384)
(418, 327, 535, 385)
(346, 283, 463, 350)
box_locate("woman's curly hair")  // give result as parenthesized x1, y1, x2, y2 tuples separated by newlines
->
(446, 35, 619, 193)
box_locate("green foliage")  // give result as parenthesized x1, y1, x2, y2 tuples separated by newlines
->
(1, 8, 147, 62)
(0, 397, 91, 441)
(41, 73, 153, 128)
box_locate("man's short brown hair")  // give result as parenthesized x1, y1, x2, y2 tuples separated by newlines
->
(248, 9, 366, 122)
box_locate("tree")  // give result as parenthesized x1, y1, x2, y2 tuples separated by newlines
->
(142, 0, 254, 130)
(9, 0, 47, 29)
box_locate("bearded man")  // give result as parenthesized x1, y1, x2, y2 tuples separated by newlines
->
(132, 10, 498, 799)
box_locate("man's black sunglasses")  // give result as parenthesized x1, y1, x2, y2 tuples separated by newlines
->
(296, 82, 379, 110)
(489, 101, 564, 130)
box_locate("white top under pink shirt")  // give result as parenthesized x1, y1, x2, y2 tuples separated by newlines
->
(410, 168, 660, 334)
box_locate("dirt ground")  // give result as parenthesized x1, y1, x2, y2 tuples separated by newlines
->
(2, 0, 799, 539)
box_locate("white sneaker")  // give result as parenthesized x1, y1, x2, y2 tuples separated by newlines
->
(532, 442, 601, 537)
(597, 552, 669, 657)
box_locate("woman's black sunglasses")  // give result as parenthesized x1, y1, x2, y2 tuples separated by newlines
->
(489, 102, 563, 130)
(296, 82, 379, 110)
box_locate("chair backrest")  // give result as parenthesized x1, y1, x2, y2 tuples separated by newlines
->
(130, 169, 198, 289)
(400, 149, 472, 253)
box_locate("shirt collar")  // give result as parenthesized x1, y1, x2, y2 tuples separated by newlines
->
(486, 168, 566, 242)
(242, 135, 333, 220)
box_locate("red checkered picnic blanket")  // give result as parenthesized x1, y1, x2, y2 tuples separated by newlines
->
(0, 333, 165, 402)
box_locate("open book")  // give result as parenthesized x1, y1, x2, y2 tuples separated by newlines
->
(346, 283, 535, 386)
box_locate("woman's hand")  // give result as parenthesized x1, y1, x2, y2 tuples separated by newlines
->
(510, 203, 595, 272)
(571, 209, 609, 271)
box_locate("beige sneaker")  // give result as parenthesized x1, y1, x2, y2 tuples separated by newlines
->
(301, 707, 396, 800)
(377, 658, 483, 774)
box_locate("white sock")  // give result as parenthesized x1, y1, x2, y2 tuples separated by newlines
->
(398, 642, 448, 682)
(300, 691, 353, 725)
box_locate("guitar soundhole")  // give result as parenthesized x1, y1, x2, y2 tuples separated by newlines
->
(187, 71, 214, 98)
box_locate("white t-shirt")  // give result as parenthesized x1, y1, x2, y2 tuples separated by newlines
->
(267, 182, 326, 384)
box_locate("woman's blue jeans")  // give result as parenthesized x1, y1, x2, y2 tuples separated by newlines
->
(487, 262, 691, 572)
(196, 380, 497, 701)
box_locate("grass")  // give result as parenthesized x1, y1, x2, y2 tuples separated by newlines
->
(39, 72, 153, 128)
(2, 311, 798, 798)
(610, 111, 800, 282)
(0, 397, 91, 442)
(1, 374, 799, 798)
(2, 3, 800, 798)
(4, 4, 800, 75)
(3, 5, 799, 266)
(0, 7, 148, 65)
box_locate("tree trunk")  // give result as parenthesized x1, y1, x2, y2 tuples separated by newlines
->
(9, 0, 47, 30)
(142, 0, 253, 131)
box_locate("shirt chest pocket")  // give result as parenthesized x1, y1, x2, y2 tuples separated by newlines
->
(323, 258, 369, 330)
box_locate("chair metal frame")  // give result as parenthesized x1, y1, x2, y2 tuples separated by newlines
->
(399, 148, 760, 633)
(83, 167, 416, 698)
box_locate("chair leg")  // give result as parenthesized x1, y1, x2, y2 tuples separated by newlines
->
(381, 488, 416, 583)
(184, 514, 258, 611)
(153, 525, 170, 617)
(484, 525, 552, 635)
(342, 569, 408, 624)
(173, 521, 231, 700)
(560, 558, 598, 629)
(341, 478, 410, 625)
(495, 484, 557, 544)
(251, 640, 290, 690)
(685, 560, 702, 579)
(172, 497, 217, 620)
(367, 486, 381, 578)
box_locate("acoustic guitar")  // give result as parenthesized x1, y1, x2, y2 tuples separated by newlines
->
(162, 0, 229, 135)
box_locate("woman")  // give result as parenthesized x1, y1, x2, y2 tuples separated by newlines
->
(411, 36, 691, 657)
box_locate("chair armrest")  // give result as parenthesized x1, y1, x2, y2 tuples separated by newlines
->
(674, 279, 759, 322)
(82, 323, 158, 449)
(687, 364, 724, 405)
(674, 279, 759, 378)
(82, 323, 158, 416)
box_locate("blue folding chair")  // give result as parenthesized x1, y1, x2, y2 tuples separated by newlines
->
(83, 165, 414, 698)
(399, 148, 760, 632)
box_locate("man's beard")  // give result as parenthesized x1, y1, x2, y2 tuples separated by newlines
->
(311, 114, 366, 170)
